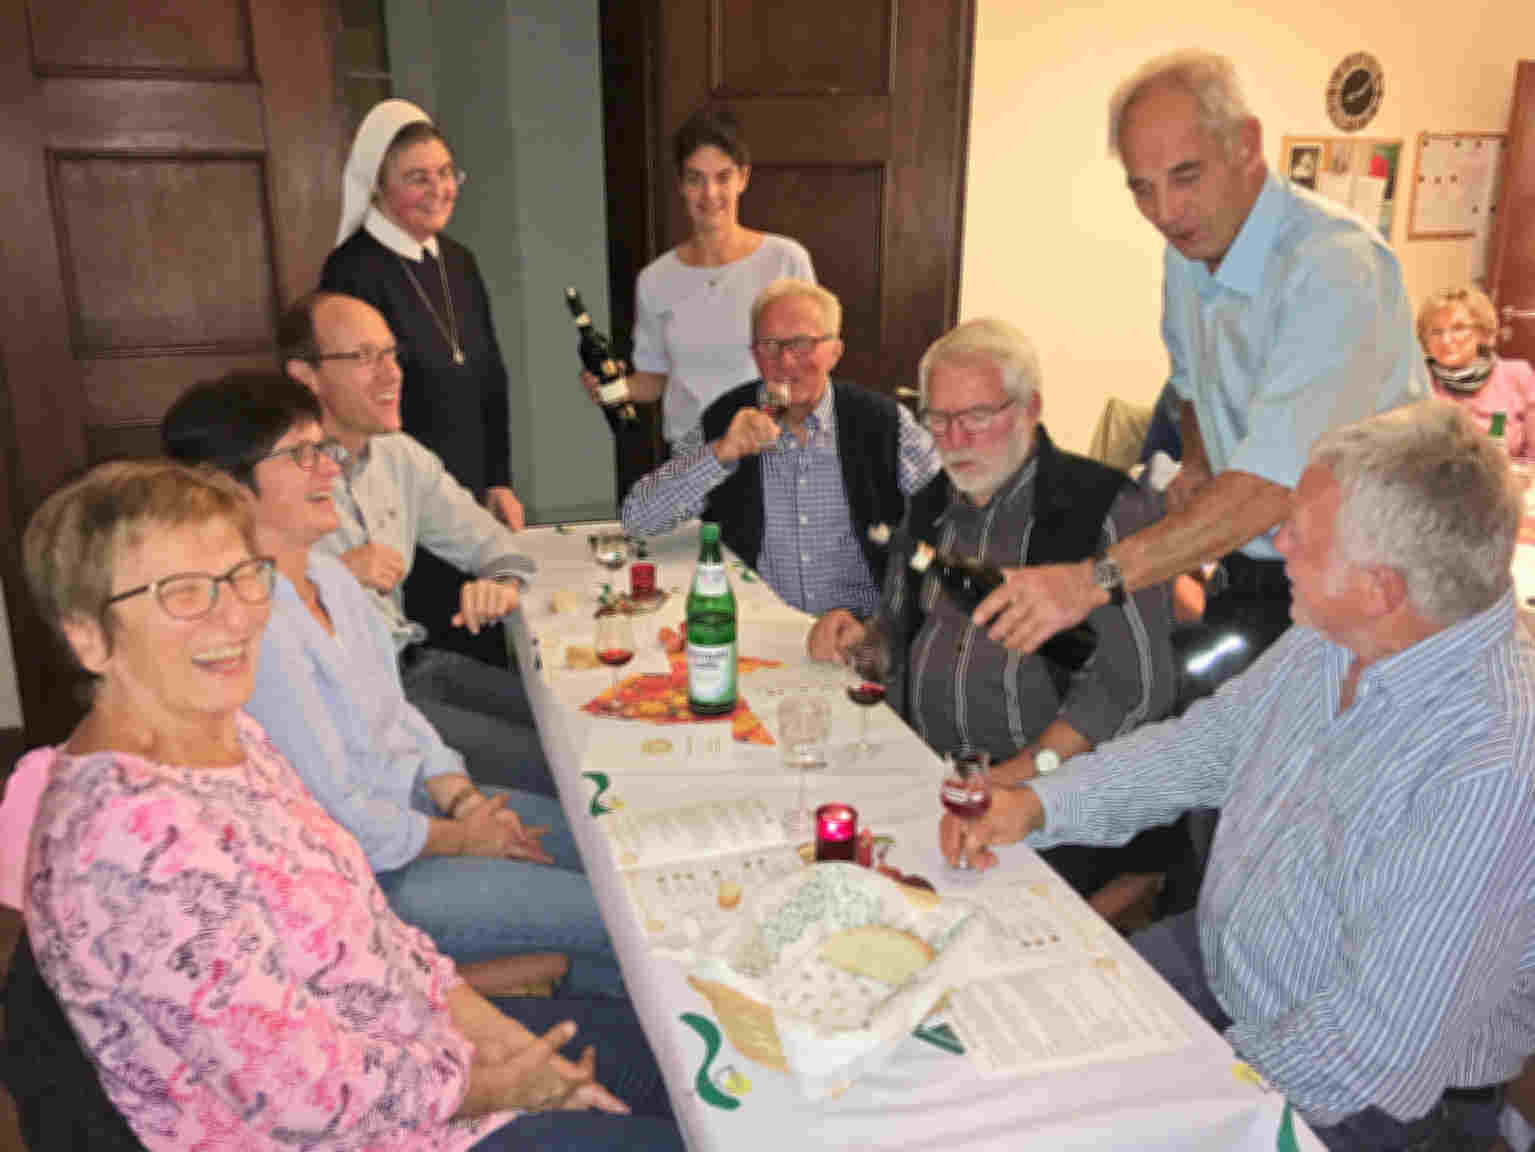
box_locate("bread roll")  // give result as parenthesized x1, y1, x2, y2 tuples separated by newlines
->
(820, 925, 934, 986)
(565, 644, 599, 670)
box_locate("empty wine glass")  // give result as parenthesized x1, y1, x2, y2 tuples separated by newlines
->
(844, 618, 891, 760)
(940, 746, 992, 871)
(590, 531, 630, 571)
(594, 610, 635, 711)
(779, 696, 831, 838)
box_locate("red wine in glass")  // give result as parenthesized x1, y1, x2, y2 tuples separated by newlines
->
(845, 681, 886, 707)
(595, 611, 636, 711)
(941, 748, 991, 870)
(598, 648, 634, 668)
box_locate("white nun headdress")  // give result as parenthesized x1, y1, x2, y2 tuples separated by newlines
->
(336, 98, 433, 247)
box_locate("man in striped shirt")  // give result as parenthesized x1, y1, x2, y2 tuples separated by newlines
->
(944, 400, 1534, 1149)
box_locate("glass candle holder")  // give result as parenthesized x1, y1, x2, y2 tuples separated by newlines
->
(814, 803, 858, 863)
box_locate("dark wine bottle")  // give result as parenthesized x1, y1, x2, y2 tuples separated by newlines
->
(564, 286, 636, 421)
(908, 539, 1098, 673)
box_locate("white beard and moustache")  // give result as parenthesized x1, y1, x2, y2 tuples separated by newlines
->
(941, 418, 1034, 504)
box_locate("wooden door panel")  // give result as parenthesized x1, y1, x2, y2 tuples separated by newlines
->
(1491, 62, 1535, 363)
(0, 0, 342, 743)
(54, 155, 278, 354)
(746, 164, 884, 385)
(714, 0, 891, 95)
(41, 79, 267, 150)
(31, 0, 254, 77)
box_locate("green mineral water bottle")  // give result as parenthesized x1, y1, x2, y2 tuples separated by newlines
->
(687, 522, 737, 716)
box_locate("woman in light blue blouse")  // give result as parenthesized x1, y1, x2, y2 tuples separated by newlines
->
(162, 372, 625, 998)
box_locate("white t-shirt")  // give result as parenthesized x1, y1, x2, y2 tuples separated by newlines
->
(632, 233, 815, 444)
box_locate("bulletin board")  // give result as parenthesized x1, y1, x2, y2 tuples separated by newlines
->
(1407, 132, 1506, 240)
(1280, 135, 1403, 240)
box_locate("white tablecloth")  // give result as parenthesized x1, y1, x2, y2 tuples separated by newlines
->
(511, 521, 1322, 1151)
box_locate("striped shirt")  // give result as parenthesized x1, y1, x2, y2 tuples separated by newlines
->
(880, 451, 1175, 756)
(1031, 589, 1535, 1124)
(621, 384, 939, 616)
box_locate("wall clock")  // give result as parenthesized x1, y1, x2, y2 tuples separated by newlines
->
(1326, 53, 1384, 132)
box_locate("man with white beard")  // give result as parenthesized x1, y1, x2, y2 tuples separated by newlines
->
(808, 318, 1179, 918)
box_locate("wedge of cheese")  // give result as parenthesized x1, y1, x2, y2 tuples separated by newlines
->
(820, 925, 934, 986)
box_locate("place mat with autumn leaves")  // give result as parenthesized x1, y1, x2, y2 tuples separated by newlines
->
(580, 627, 782, 744)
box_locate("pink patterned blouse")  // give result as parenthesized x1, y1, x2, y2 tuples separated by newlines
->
(1430, 357, 1535, 457)
(20, 712, 515, 1152)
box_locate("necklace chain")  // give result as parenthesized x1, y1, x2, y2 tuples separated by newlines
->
(398, 251, 465, 365)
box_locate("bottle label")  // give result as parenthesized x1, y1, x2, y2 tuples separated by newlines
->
(688, 640, 737, 704)
(694, 562, 728, 595)
(598, 378, 630, 405)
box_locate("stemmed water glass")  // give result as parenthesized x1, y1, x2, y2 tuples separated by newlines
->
(940, 747, 992, 871)
(779, 695, 831, 838)
(843, 618, 891, 760)
(594, 610, 635, 711)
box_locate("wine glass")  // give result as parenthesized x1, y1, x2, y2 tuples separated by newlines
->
(778, 696, 831, 838)
(940, 747, 991, 871)
(594, 610, 635, 711)
(590, 531, 629, 571)
(756, 381, 790, 451)
(843, 618, 891, 760)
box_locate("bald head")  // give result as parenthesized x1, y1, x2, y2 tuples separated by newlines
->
(280, 292, 403, 455)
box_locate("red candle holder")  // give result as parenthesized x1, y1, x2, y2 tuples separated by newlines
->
(630, 561, 656, 598)
(814, 803, 858, 863)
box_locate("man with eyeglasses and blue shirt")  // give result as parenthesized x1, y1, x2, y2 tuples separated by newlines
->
(622, 277, 941, 618)
(807, 318, 1180, 921)
(280, 291, 552, 795)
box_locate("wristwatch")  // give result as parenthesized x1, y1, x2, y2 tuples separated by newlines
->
(1034, 748, 1061, 776)
(1091, 550, 1126, 607)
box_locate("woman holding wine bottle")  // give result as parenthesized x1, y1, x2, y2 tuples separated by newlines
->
(583, 105, 815, 447)
(322, 99, 521, 670)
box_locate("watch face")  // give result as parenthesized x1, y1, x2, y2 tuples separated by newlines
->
(1327, 52, 1383, 132)
(1093, 556, 1122, 590)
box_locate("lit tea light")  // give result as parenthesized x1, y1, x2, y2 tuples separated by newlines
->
(815, 803, 858, 863)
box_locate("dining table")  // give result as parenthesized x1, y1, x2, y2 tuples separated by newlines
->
(509, 519, 1323, 1151)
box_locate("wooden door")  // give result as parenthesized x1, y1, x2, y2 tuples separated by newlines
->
(1491, 61, 1535, 361)
(0, 0, 345, 743)
(605, 0, 975, 399)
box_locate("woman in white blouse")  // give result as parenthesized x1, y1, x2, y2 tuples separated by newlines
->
(588, 106, 815, 447)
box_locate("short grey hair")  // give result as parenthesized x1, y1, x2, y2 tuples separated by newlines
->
(751, 278, 842, 339)
(1108, 50, 1254, 159)
(917, 317, 1041, 410)
(1310, 399, 1519, 626)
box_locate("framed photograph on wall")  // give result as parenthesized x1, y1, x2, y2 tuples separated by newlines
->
(1281, 135, 1403, 240)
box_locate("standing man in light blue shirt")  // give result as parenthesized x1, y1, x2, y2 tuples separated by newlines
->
(979, 50, 1424, 669)
(943, 401, 1533, 1150)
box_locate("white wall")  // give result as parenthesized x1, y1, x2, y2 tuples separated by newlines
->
(386, 0, 617, 524)
(961, 1, 1534, 453)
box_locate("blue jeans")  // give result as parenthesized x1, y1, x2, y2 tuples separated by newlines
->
(1131, 911, 1502, 1151)
(376, 789, 626, 998)
(401, 645, 557, 795)
(469, 996, 683, 1152)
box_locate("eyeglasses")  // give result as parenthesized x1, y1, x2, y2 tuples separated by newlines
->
(311, 344, 402, 369)
(399, 167, 466, 192)
(752, 334, 834, 359)
(260, 437, 346, 471)
(918, 398, 1017, 436)
(1426, 323, 1478, 341)
(103, 556, 276, 620)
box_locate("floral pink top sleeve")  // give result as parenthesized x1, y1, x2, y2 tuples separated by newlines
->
(21, 712, 514, 1152)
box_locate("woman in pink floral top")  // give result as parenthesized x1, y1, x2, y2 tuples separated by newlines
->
(7, 461, 680, 1151)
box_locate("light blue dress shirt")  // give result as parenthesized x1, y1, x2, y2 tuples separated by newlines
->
(1163, 171, 1426, 559)
(1030, 589, 1535, 1124)
(246, 555, 463, 872)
